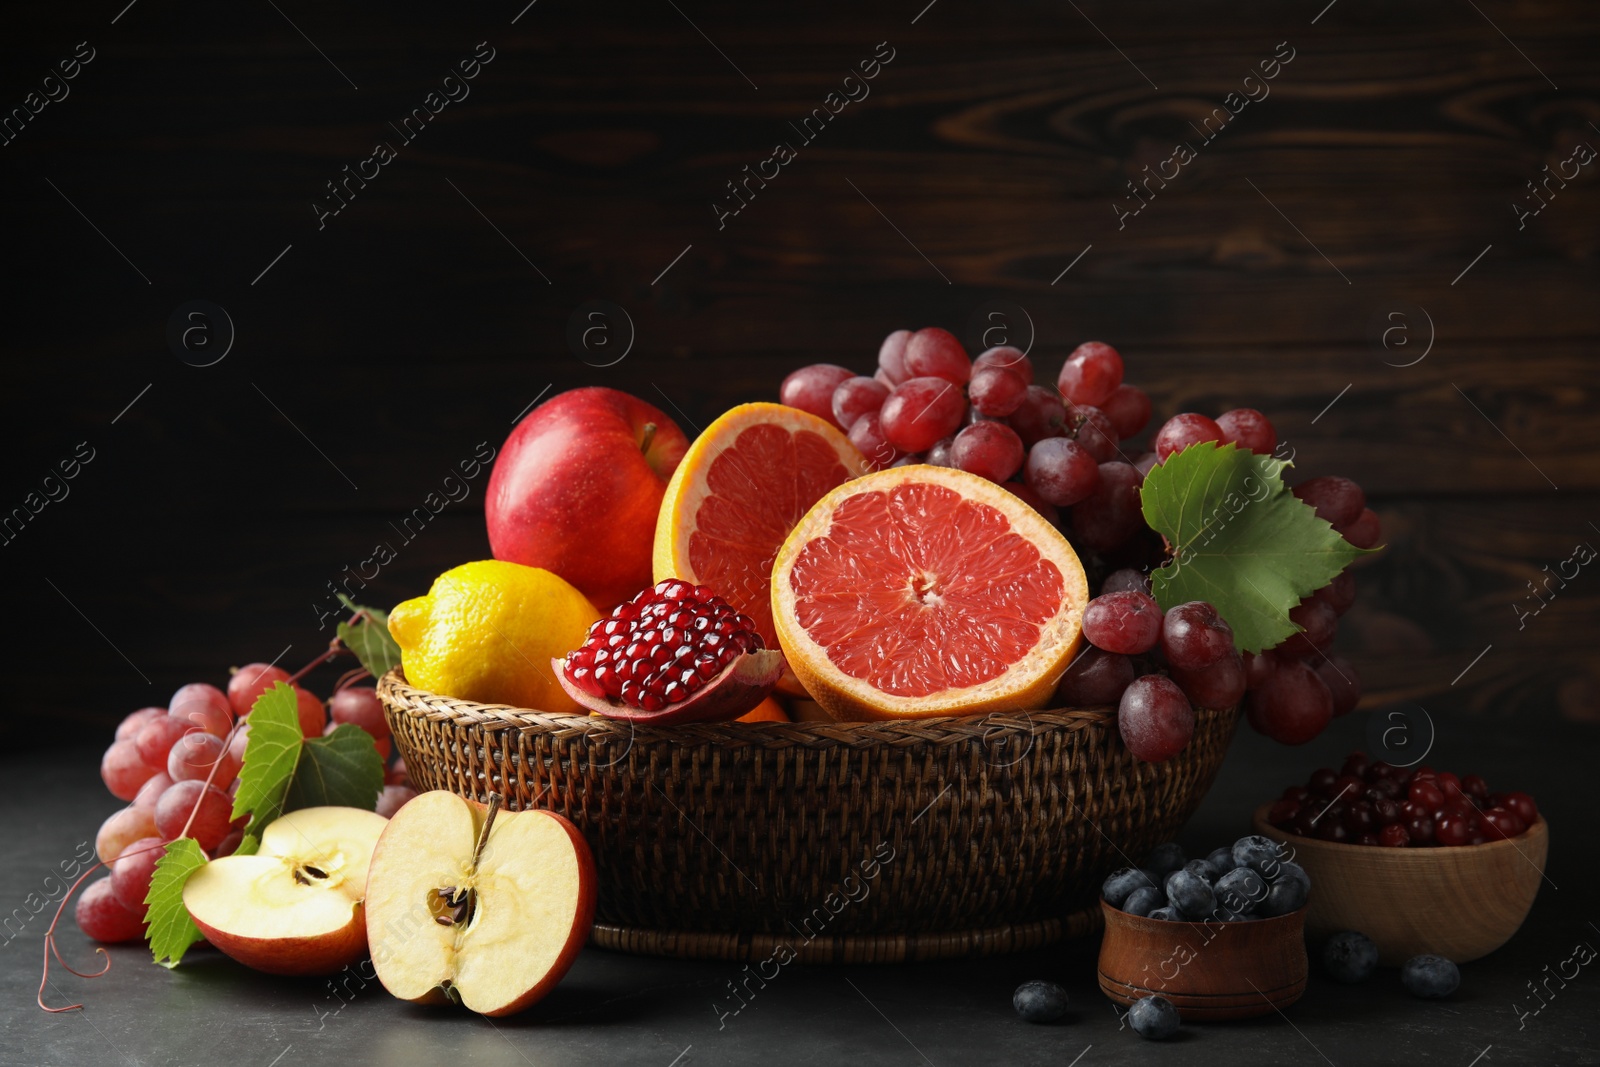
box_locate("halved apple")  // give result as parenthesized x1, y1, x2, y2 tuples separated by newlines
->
(364, 791, 596, 1017)
(183, 806, 388, 976)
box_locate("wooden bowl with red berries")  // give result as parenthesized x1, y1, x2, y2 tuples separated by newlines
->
(1253, 753, 1548, 965)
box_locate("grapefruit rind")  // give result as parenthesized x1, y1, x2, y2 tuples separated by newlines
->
(652, 402, 867, 698)
(771, 465, 1088, 722)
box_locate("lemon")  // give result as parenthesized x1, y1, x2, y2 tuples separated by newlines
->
(388, 560, 601, 712)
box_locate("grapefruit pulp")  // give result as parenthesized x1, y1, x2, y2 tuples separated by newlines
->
(653, 403, 869, 692)
(771, 465, 1089, 721)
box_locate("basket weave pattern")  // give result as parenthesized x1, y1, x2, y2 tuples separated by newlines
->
(379, 670, 1236, 961)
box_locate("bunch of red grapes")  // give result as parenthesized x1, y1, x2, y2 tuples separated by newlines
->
(780, 328, 1379, 761)
(80, 666, 411, 944)
(1268, 752, 1539, 847)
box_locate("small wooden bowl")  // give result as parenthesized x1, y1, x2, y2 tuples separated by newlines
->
(1097, 900, 1308, 1021)
(1253, 804, 1549, 965)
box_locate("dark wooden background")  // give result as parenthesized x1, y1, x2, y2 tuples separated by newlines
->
(2, 0, 1597, 748)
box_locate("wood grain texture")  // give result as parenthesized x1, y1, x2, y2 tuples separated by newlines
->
(0, 0, 1595, 743)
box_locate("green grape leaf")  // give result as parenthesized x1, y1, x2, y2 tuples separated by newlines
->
(145, 838, 209, 968)
(286, 723, 385, 812)
(230, 682, 303, 832)
(1140, 441, 1371, 654)
(337, 595, 402, 680)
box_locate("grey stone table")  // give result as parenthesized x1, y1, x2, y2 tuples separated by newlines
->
(4, 713, 1597, 1067)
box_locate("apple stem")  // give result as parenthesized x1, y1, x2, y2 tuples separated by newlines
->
(640, 422, 657, 455)
(471, 793, 503, 872)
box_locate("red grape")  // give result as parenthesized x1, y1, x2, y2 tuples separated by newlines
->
(167, 732, 241, 788)
(1072, 406, 1120, 463)
(1071, 461, 1145, 552)
(1481, 807, 1526, 840)
(902, 327, 971, 384)
(925, 435, 956, 467)
(878, 329, 913, 384)
(228, 663, 292, 717)
(134, 716, 193, 767)
(974, 345, 1033, 384)
(111, 837, 167, 913)
(1338, 508, 1382, 549)
(780, 363, 855, 427)
(1314, 570, 1356, 615)
(879, 377, 968, 452)
(295, 688, 327, 738)
(949, 422, 1025, 483)
(1435, 812, 1473, 847)
(1281, 599, 1337, 657)
(1057, 341, 1123, 406)
(116, 707, 165, 741)
(1082, 591, 1162, 654)
(1242, 651, 1276, 690)
(330, 687, 389, 740)
(968, 365, 1028, 416)
(96, 806, 158, 865)
(155, 780, 235, 850)
(1004, 482, 1060, 525)
(1024, 437, 1100, 507)
(132, 772, 173, 812)
(1171, 651, 1247, 709)
(1133, 451, 1160, 477)
(1154, 413, 1224, 462)
(1379, 823, 1411, 848)
(1101, 568, 1150, 595)
(1496, 791, 1539, 826)
(1118, 675, 1195, 762)
(1245, 660, 1333, 744)
(227, 721, 251, 765)
(1292, 476, 1365, 527)
(1216, 408, 1276, 454)
(1100, 385, 1152, 439)
(831, 376, 890, 432)
(1316, 655, 1361, 716)
(1160, 601, 1234, 670)
(169, 683, 233, 738)
(76, 877, 145, 944)
(1008, 385, 1069, 446)
(376, 784, 419, 819)
(848, 411, 905, 470)
(101, 740, 160, 801)
(1056, 648, 1135, 706)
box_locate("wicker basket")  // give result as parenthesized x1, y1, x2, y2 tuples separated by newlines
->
(378, 669, 1237, 963)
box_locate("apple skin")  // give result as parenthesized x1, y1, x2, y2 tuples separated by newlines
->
(487, 388, 689, 611)
(188, 909, 368, 977)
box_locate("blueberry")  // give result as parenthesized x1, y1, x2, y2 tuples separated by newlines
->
(1401, 955, 1460, 999)
(1232, 834, 1286, 876)
(1183, 858, 1219, 884)
(1259, 875, 1307, 917)
(1322, 931, 1379, 984)
(1102, 867, 1157, 908)
(1206, 845, 1240, 875)
(1122, 886, 1164, 918)
(1144, 842, 1186, 877)
(1164, 870, 1217, 918)
(1127, 994, 1181, 1040)
(1012, 979, 1070, 1022)
(1273, 861, 1311, 892)
(1214, 867, 1267, 914)
(1147, 906, 1183, 922)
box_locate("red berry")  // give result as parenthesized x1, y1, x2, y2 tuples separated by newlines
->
(1154, 413, 1224, 462)
(1498, 791, 1539, 826)
(1071, 406, 1120, 463)
(1056, 341, 1123, 406)
(1245, 660, 1333, 745)
(1055, 648, 1135, 706)
(1160, 602, 1234, 670)
(1070, 461, 1145, 553)
(76, 877, 146, 944)
(831, 376, 891, 433)
(878, 330, 913, 384)
(1100, 385, 1152, 439)
(1435, 812, 1472, 847)
(1481, 807, 1527, 840)
(1338, 508, 1382, 549)
(1293, 476, 1364, 527)
(1008, 385, 1069, 447)
(780, 363, 855, 427)
(848, 411, 905, 470)
(973, 345, 1033, 384)
(1171, 652, 1247, 709)
(902, 327, 971, 384)
(949, 421, 1025, 483)
(1024, 437, 1100, 507)
(968, 365, 1029, 417)
(1082, 592, 1162, 655)
(1216, 408, 1277, 454)
(1117, 674, 1195, 762)
(879, 377, 968, 453)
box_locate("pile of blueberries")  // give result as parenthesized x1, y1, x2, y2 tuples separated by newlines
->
(1102, 836, 1310, 922)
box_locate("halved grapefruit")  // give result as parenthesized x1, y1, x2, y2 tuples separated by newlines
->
(653, 402, 869, 695)
(771, 465, 1089, 721)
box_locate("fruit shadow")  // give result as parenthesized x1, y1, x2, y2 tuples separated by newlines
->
(391, 979, 654, 1029)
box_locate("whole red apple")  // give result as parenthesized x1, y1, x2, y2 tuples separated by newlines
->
(487, 387, 689, 610)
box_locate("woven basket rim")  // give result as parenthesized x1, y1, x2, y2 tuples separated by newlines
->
(377, 668, 1121, 745)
